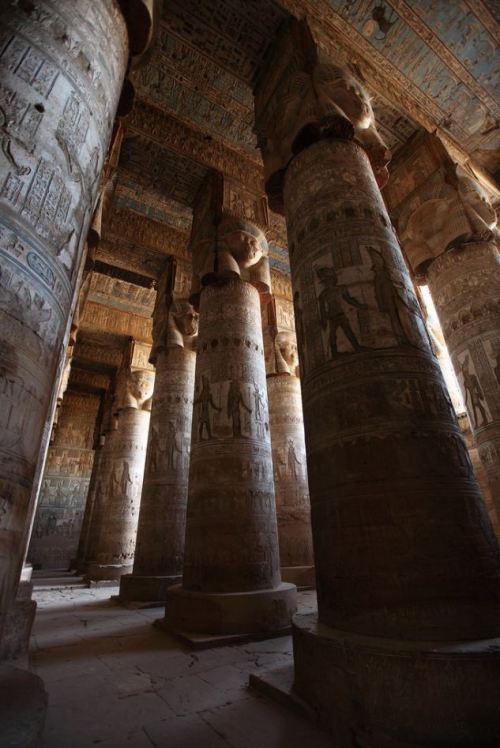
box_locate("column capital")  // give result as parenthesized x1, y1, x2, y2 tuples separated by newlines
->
(189, 172, 272, 305)
(254, 18, 391, 212)
(150, 258, 198, 363)
(114, 340, 155, 413)
(263, 296, 299, 377)
(385, 133, 499, 279)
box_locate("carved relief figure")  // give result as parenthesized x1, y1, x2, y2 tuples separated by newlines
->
(120, 461, 132, 497)
(369, 247, 409, 345)
(287, 439, 302, 479)
(227, 380, 252, 437)
(316, 266, 367, 356)
(166, 420, 182, 469)
(148, 423, 161, 473)
(194, 375, 221, 440)
(293, 290, 308, 372)
(460, 355, 488, 429)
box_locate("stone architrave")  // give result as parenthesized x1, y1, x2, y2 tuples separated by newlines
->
(254, 20, 500, 746)
(0, 0, 128, 639)
(119, 259, 199, 603)
(391, 133, 500, 530)
(164, 173, 297, 636)
(263, 291, 314, 587)
(86, 342, 154, 581)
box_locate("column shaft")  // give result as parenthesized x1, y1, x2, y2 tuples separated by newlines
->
(119, 346, 196, 601)
(427, 241, 500, 523)
(284, 139, 500, 640)
(0, 0, 127, 635)
(267, 375, 314, 585)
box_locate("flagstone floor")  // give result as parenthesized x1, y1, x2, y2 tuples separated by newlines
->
(30, 586, 331, 747)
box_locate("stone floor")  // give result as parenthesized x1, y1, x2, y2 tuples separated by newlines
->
(30, 586, 331, 747)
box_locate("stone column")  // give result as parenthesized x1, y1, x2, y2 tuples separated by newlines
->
(76, 389, 116, 575)
(119, 260, 198, 603)
(263, 290, 314, 587)
(392, 133, 500, 530)
(255, 21, 500, 746)
(165, 174, 297, 636)
(86, 342, 154, 581)
(0, 0, 128, 639)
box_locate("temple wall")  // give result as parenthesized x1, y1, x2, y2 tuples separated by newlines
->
(28, 391, 100, 570)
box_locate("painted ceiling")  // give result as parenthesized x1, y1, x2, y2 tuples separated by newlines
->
(106, 0, 499, 279)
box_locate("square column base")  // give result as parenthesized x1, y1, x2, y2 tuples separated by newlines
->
(292, 613, 500, 747)
(162, 582, 297, 637)
(117, 574, 182, 606)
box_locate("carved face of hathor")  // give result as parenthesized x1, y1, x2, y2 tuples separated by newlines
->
(173, 305, 199, 337)
(219, 218, 267, 269)
(128, 370, 154, 404)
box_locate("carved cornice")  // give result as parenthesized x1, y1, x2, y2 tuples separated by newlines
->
(128, 99, 264, 193)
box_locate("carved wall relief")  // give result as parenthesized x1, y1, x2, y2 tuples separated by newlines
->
(28, 391, 100, 570)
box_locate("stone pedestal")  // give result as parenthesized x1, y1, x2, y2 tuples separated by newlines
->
(0, 0, 127, 639)
(167, 278, 297, 635)
(427, 242, 500, 524)
(267, 375, 314, 587)
(254, 28, 500, 745)
(120, 267, 198, 603)
(87, 362, 154, 581)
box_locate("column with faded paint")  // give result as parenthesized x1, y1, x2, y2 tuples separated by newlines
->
(86, 342, 154, 581)
(165, 173, 297, 635)
(254, 21, 500, 746)
(0, 0, 128, 638)
(119, 260, 198, 602)
(263, 286, 314, 587)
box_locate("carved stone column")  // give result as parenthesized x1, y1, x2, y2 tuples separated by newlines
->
(263, 286, 314, 587)
(164, 174, 297, 636)
(392, 133, 500, 531)
(0, 1, 128, 639)
(86, 343, 154, 581)
(255, 21, 500, 746)
(76, 389, 116, 575)
(119, 260, 198, 603)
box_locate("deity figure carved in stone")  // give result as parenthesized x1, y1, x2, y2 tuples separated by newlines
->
(460, 355, 488, 429)
(117, 370, 154, 411)
(194, 376, 221, 441)
(227, 380, 252, 437)
(316, 266, 367, 356)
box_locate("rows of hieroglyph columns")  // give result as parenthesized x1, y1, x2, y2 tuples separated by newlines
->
(262, 290, 314, 587)
(119, 259, 198, 603)
(254, 19, 500, 747)
(86, 342, 154, 581)
(0, 0, 129, 644)
(162, 172, 297, 635)
(393, 133, 500, 532)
